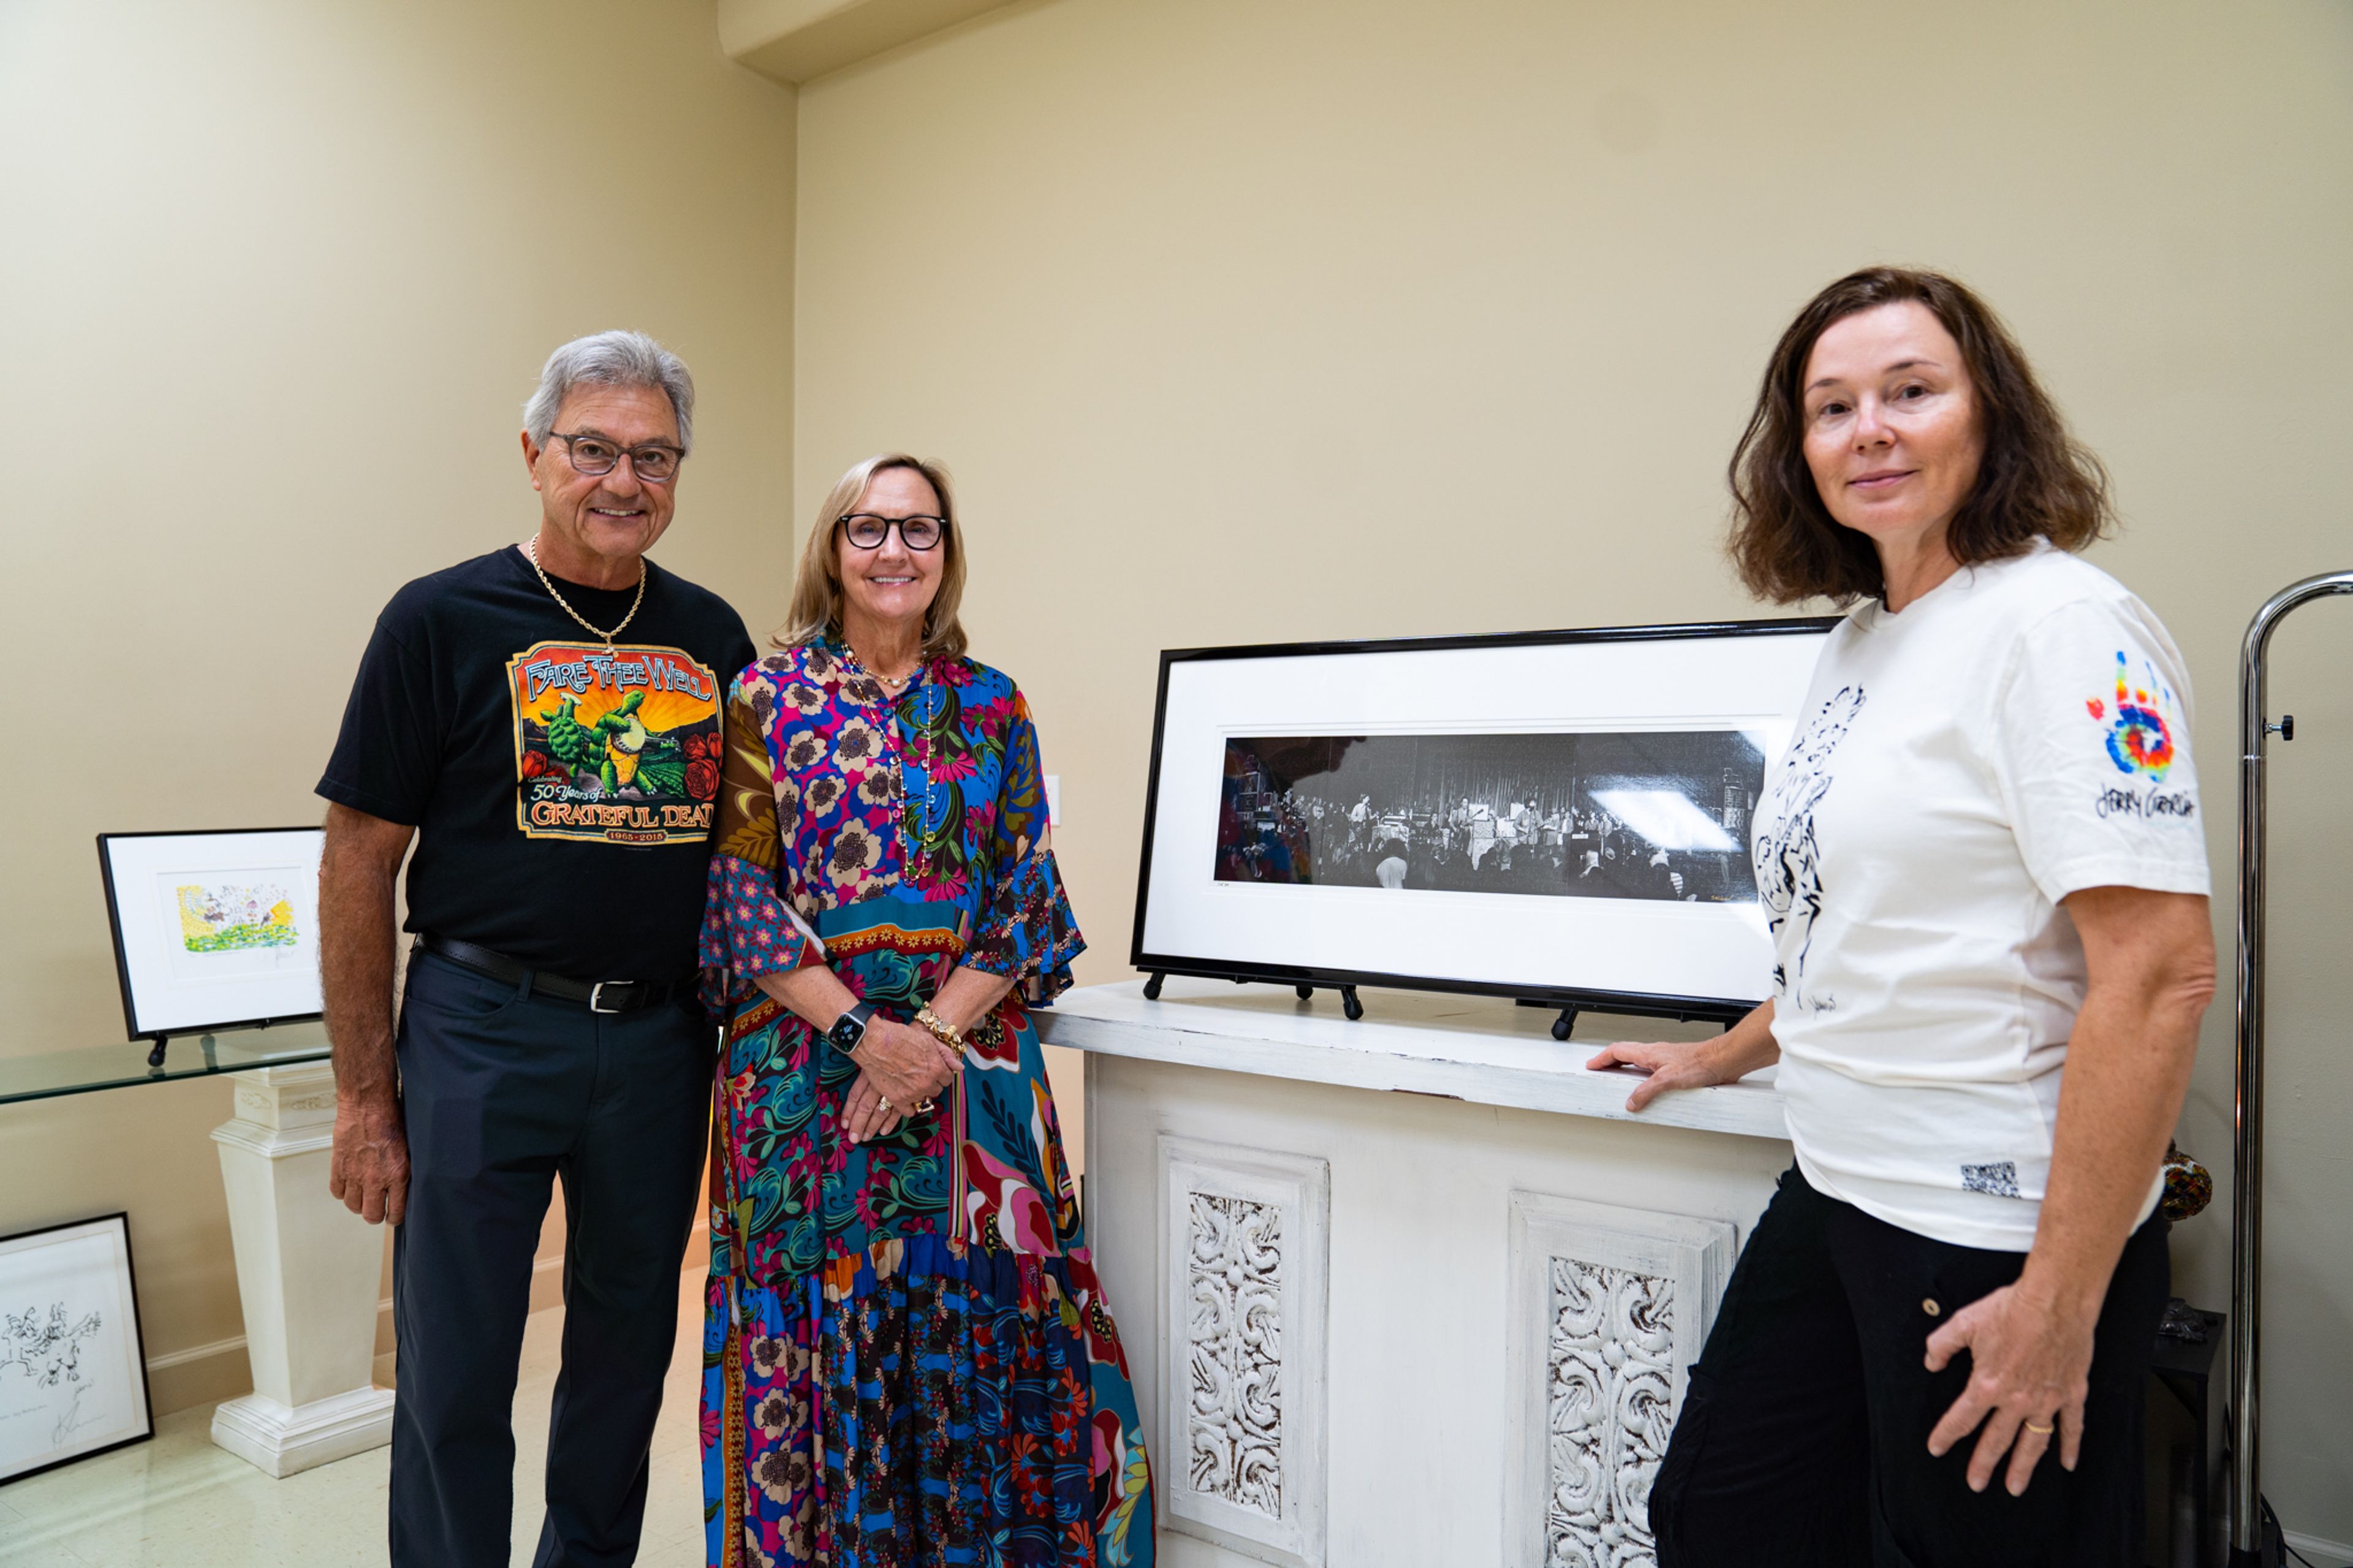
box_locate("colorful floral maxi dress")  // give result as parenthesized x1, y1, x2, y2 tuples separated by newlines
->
(697, 638, 1154, 1568)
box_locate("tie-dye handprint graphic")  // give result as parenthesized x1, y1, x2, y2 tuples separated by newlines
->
(2085, 651, 2177, 781)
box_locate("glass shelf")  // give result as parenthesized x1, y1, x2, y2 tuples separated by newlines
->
(0, 1023, 332, 1107)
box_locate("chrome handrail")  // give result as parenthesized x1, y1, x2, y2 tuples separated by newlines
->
(2231, 569, 2353, 1564)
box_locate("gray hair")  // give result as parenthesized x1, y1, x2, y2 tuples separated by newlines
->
(521, 330, 696, 455)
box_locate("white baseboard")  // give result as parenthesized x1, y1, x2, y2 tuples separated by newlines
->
(146, 1332, 246, 1373)
(531, 1251, 566, 1311)
(146, 1334, 252, 1415)
(145, 1256, 565, 1416)
(2287, 1529, 2353, 1568)
(150, 1257, 563, 1374)
(144, 1247, 680, 1416)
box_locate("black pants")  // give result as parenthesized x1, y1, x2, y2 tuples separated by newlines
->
(1651, 1164, 2169, 1567)
(389, 952, 714, 1568)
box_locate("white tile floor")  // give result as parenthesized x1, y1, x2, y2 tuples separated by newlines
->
(0, 1270, 708, 1567)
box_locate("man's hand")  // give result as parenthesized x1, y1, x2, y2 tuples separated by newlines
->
(330, 1092, 411, 1225)
(318, 803, 414, 1217)
(1924, 1281, 2097, 1496)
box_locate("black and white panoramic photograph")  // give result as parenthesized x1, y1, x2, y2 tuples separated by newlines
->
(1213, 731, 1765, 903)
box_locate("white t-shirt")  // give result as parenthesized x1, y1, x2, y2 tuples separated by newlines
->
(1754, 543, 2210, 1251)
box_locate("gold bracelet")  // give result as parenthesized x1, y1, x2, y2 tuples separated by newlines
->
(914, 1004, 964, 1050)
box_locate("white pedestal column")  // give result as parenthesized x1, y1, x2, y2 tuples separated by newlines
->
(208, 1062, 397, 1477)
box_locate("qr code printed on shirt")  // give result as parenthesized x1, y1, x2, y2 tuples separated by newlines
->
(1961, 1161, 2021, 1199)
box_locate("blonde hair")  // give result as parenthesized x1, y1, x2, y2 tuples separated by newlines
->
(773, 453, 969, 660)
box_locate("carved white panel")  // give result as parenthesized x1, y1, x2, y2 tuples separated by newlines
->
(1160, 1137, 1329, 1568)
(1504, 1194, 1737, 1568)
(1186, 1192, 1286, 1516)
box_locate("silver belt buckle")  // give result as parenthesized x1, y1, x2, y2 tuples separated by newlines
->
(589, 980, 632, 1014)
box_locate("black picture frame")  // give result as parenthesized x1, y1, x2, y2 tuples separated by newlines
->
(96, 828, 327, 1053)
(1131, 616, 1841, 1025)
(0, 1212, 156, 1485)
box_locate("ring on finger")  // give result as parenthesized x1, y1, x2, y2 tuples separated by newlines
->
(2022, 1420, 2055, 1435)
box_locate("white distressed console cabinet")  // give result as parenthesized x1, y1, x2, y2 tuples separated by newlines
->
(1040, 979, 1793, 1568)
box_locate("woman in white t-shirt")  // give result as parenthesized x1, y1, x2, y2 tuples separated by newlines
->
(1587, 267, 2215, 1567)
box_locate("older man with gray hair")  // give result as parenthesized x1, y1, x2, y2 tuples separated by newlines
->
(317, 330, 754, 1566)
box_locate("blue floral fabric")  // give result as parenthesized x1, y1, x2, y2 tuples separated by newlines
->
(697, 638, 1153, 1568)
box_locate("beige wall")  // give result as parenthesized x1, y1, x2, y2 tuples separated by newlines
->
(6, 0, 2349, 1536)
(0, 0, 794, 1410)
(795, 0, 2353, 1541)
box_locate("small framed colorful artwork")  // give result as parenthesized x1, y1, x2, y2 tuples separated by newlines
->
(96, 828, 325, 1044)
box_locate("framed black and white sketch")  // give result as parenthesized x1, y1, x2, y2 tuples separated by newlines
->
(0, 1214, 154, 1484)
(1132, 618, 1840, 1020)
(96, 828, 325, 1043)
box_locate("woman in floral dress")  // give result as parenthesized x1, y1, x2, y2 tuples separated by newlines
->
(697, 452, 1153, 1568)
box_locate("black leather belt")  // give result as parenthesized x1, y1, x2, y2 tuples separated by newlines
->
(414, 934, 691, 1014)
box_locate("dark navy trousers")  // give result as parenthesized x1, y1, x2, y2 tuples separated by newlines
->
(389, 950, 714, 1568)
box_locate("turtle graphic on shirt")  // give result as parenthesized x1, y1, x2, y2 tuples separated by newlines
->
(1756, 684, 1865, 1011)
(540, 690, 694, 798)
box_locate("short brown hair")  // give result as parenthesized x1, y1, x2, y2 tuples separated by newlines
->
(774, 453, 969, 661)
(1727, 267, 2113, 605)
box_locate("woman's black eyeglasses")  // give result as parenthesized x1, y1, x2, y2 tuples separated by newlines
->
(837, 513, 947, 550)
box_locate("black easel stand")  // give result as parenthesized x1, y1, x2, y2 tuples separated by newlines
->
(1273, 980, 1362, 1019)
(1142, 972, 1365, 1019)
(1141, 969, 1759, 1038)
(1514, 997, 1582, 1040)
(145, 1020, 273, 1071)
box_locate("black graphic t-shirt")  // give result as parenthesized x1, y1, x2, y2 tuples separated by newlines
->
(319, 546, 757, 982)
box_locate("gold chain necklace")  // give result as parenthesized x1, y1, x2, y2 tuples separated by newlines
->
(525, 538, 646, 647)
(846, 641, 920, 692)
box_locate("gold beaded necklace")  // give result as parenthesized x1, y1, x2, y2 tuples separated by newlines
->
(843, 637, 920, 695)
(525, 538, 646, 647)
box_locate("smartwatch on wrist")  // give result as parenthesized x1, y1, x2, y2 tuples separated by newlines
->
(827, 1001, 878, 1055)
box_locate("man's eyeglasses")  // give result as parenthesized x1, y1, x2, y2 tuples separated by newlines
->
(550, 432, 683, 485)
(837, 513, 947, 551)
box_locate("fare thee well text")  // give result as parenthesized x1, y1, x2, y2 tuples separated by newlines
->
(525, 652, 713, 702)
